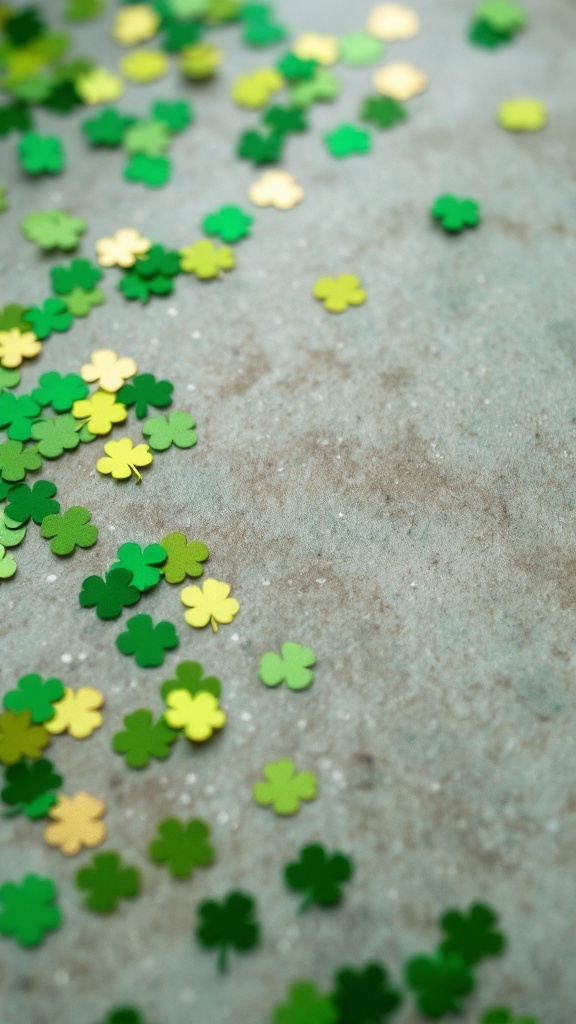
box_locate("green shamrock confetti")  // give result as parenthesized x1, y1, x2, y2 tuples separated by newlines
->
(5, 8, 45, 45)
(117, 374, 173, 418)
(112, 709, 178, 769)
(7, 480, 60, 525)
(17, 132, 65, 176)
(0, 710, 49, 764)
(313, 274, 366, 313)
(79, 568, 140, 620)
(273, 982, 337, 1024)
(333, 964, 402, 1024)
(324, 124, 371, 158)
(119, 273, 172, 303)
(0, 305, 28, 331)
(162, 17, 202, 50)
(440, 903, 505, 965)
(3, 674, 64, 724)
(32, 371, 88, 412)
(0, 392, 41, 442)
(0, 367, 20, 392)
(284, 844, 353, 910)
(253, 758, 317, 815)
(76, 852, 140, 914)
(0, 102, 33, 138)
(277, 52, 317, 82)
(0, 545, 17, 579)
(82, 108, 135, 148)
(430, 195, 481, 233)
(262, 104, 308, 135)
(149, 816, 215, 878)
(21, 210, 86, 251)
(63, 286, 105, 318)
(0, 510, 26, 548)
(475, 0, 526, 33)
(290, 68, 339, 107)
(23, 299, 73, 339)
(111, 541, 168, 592)
(179, 240, 235, 279)
(405, 952, 474, 1018)
(136, 244, 181, 280)
(242, 9, 286, 47)
(196, 891, 260, 971)
(339, 31, 384, 66)
(237, 128, 284, 165)
(0, 440, 41, 482)
(124, 119, 172, 157)
(468, 19, 512, 47)
(1, 758, 62, 819)
(142, 411, 197, 451)
(360, 95, 407, 130)
(259, 642, 316, 690)
(96, 1009, 152, 1024)
(160, 660, 221, 701)
(116, 614, 179, 668)
(40, 506, 98, 555)
(124, 154, 172, 188)
(202, 205, 254, 244)
(0, 185, 7, 214)
(479, 1011, 538, 1024)
(151, 99, 193, 133)
(180, 41, 222, 80)
(0, 875, 61, 947)
(30, 415, 83, 458)
(65, 0, 107, 19)
(44, 80, 82, 114)
(159, 533, 209, 584)
(51, 258, 103, 296)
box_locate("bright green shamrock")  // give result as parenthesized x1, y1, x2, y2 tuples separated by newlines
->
(202, 205, 253, 244)
(135, 244, 181, 280)
(7, 480, 60, 525)
(259, 642, 316, 691)
(440, 903, 505, 966)
(253, 758, 317, 816)
(0, 545, 17, 579)
(0, 875, 61, 947)
(0, 103, 33, 139)
(431, 195, 480, 233)
(277, 53, 317, 82)
(30, 415, 84, 458)
(0, 305, 28, 331)
(361, 95, 407, 130)
(0, 510, 26, 548)
(124, 153, 172, 188)
(63, 287, 105, 318)
(159, 533, 209, 584)
(66, 0, 107, 20)
(23, 299, 73, 340)
(339, 31, 384, 66)
(333, 963, 402, 1024)
(79, 568, 140, 620)
(117, 374, 173, 418)
(290, 68, 339, 107)
(76, 852, 140, 914)
(124, 120, 172, 157)
(273, 982, 337, 1024)
(284, 844, 353, 910)
(180, 240, 235, 279)
(149, 817, 215, 878)
(1, 758, 62, 819)
(237, 129, 284, 165)
(3, 674, 64, 724)
(32, 372, 88, 412)
(160, 660, 221, 701)
(196, 891, 260, 971)
(40, 506, 98, 555)
(478, 1010, 538, 1024)
(21, 211, 86, 252)
(116, 614, 179, 668)
(0, 440, 41, 482)
(243, 15, 286, 47)
(0, 710, 50, 765)
(262, 104, 308, 135)
(151, 99, 193, 133)
(111, 541, 168, 592)
(324, 124, 371, 158)
(17, 133, 65, 176)
(119, 272, 173, 303)
(112, 709, 178, 768)
(142, 411, 197, 451)
(0, 392, 41, 442)
(405, 952, 474, 1017)
(0, 367, 20, 392)
(82, 108, 135, 148)
(475, 0, 527, 33)
(163, 18, 202, 50)
(51, 258, 103, 296)
(313, 274, 366, 313)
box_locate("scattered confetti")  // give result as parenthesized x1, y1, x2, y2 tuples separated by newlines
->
(0, 392, 41, 441)
(0, 439, 42, 481)
(203, 205, 254, 243)
(124, 119, 171, 157)
(440, 903, 505, 965)
(3, 673, 64, 723)
(253, 758, 317, 816)
(81, 349, 137, 393)
(293, 32, 338, 66)
(72, 390, 128, 434)
(237, 128, 284, 166)
(475, 0, 527, 35)
(157, 533, 208, 585)
(232, 67, 283, 109)
(290, 68, 339, 107)
(373, 61, 427, 100)
(116, 613, 179, 668)
(31, 415, 85, 459)
(77, 68, 124, 105)
(0, 545, 17, 578)
(111, 541, 167, 591)
(112, 709, 178, 768)
(17, 132, 65, 176)
(164, 689, 226, 742)
(339, 31, 384, 66)
(367, 3, 420, 40)
(79, 568, 140, 619)
(96, 228, 152, 268)
(259, 642, 316, 691)
(180, 42, 222, 80)
(83, 108, 136, 147)
(360, 94, 407, 129)
(0, 328, 41, 369)
(324, 124, 371, 158)
(1, 758, 62, 819)
(51, 257, 103, 295)
(112, 4, 160, 46)
(117, 373, 173, 418)
(40, 506, 98, 556)
(313, 274, 366, 313)
(497, 97, 547, 132)
(249, 170, 304, 209)
(45, 686, 104, 739)
(6, 481, 60, 525)
(0, 874, 61, 947)
(196, 891, 260, 971)
(149, 817, 215, 878)
(141, 411, 197, 451)
(180, 240, 235, 279)
(96, 437, 153, 482)
(181, 578, 240, 632)
(44, 792, 107, 856)
(76, 851, 140, 914)
(23, 299, 74, 339)
(431, 194, 481, 233)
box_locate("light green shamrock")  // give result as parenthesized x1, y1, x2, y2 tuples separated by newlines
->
(142, 411, 197, 451)
(259, 643, 316, 691)
(63, 288, 105, 318)
(21, 210, 86, 251)
(253, 758, 317, 816)
(313, 274, 366, 313)
(338, 31, 384, 66)
(290, 68, 339, 107)
(124, 119, 172, 157)
(475, 0, 527, 33)
(179, 240, 235, 279)
(0, 545, 17, 579)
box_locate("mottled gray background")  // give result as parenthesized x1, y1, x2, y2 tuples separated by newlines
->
(1, 0, 576, 1021)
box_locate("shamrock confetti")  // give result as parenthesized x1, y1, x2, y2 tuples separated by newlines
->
(44, 792, 107, 856)
(232, 68, 283, 109)
(0, 102, 32, 138)
(1, 758, 62, 819)
(142, 411, 197, 451)
(151, 99, 193, 133)
(112, 709, 178, 768)
(32, 373, 87, 414)
(116, 614, 179, 668)
(77, 68, 124, 105)
(476, 0, 527, 34)
(180, 42, 222, 80)
(406, 950, 474, 1016)
(333, 963, 402, 1024)
(72, 390, 128, 435)
(440, 903, 505, 965)
(30, 415, 83, 459)
(290, 68, 339, 107)
(0, 710, 50, 765)
(160, 660, 221, 701)
(124, 153, 172, 188)
(82, 108, 135, 148)
(339, 31, 385, 66)
(277, 53, 318, 82)
(17, 132, 65, 175)
(325, 124, 371, 158)
(4, 673, 64, 723)
(121, 50, 168, 84)
(124, 119, 171, 157)
(159, 533, 209, 584)
(180, 240, 235, 279)
(149, 817, 215, 878)
(135, 243, 181, 280)
(361, 95, 407, 130)
(431, 195, 481, 234)
(76, 852, 140, 914)
(0, 875, 61, 947)
(96, 228, 152, 268)
(0, 304, 28, 332)
(40, 506, 98, 555)
(202, 205, 254, 244)
(259, 642, 316, 690)
(181, 578, 240, 632)
(0, 440, 41, 481)
(313, 274, 366, 313)
(0, 545, 17, 579)
(112, 541, 168, 591)
(497, 97, 547, 132)
(21, 210, 86, 251)
(45, 687, 104, 739)
(59, 285, 104, 317)
(273, 983, 337, 1024)
(112, 4, 160, 45)
(164, 689, 226, 742)
(367, 3, 420, 40)
(97, 438, 153, 482)
(7, 481, 60, 525)
(0, 328, 41, 369)
(253, 758, 317, 815)
(81, 349, 137, 393)
(0, 367, 20, 391)
(196, 891, 260, 971)
(80, 568, 140, 620)
(373, 62, 428, 101)
(51, 258, 103, 296)
(285, 844, 353, 910)
(294, 32, 338, 66)
(249, 169, 304, 209)
(117, 374, 173, 418)
(23, 299, 73, 339)
(479, 1012, 538, 1024)
(0, 392, 41, 441)
(0, 511, 26, 548)
(237, 128, 284, 166)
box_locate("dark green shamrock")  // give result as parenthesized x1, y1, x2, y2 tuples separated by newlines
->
(284, 844, 353, 909)
(0, 392, 41, 441)
(50, 258, 103, 296)
(30, 415, 83, 458)
(237, 129, 284, 165)
(7, 480, 60, 525)
(0, 102, 33, 139)
(405, 952, 474, 1018)
(5, 7, 45, 45)
(32, 371, 88, 412)
(195, 891, 260, 971)
(76, 852, 140, 914)
(124, 154, 172, 188)
(117, 373, 173, 418)
(40, 506, 98, 555)
(79, 568, 140, 620)
(116, 614, 179, 668)
(160, 660, 221, 701)
(430, 195, 480, 233)
(439, 902, 505, 966)
(273, 982, 337, 1024)
(18, 133, 65, 176)
(43, 80, 82, 114)
(333, 963, 402, 1024)
(149, 817, 215, 878)
(97, 1007, 152, 1024)
(0, 874, 61, 947)
(360, 95, 407, 130)
(162, 17, 203, 51)
(262, 105, 308, 135)
(0, 440, 41, 482)
(479, 1010, 539, 1024)
(23, 299, 73, 339)
(3, 673, 64, 723)
(112, 709, 178, 769)
(82, 108, 136, 147)
(118, 272, 174, 303)
(134, 244, 181, 280)
(151, 99, 193, 133)
(2, 759, 63, 819)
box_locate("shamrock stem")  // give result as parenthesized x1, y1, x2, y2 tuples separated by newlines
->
(130, 463, 142, 484)
(299, 891, 314, 912)
(211, 617, 219, 633)
(218, 944, 228, 972)
(1, 806, 21, 819)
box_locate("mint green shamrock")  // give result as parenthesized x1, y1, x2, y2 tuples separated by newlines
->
(3, 673, 64, 723)
(0, 875, 61, 947)
(324, 124, 371, 158)
(141, 411, 197, 451)
(124, 120, 172, 157)
(30, 415, 83, 458)
(290, 69, 339, 108)
(124, 154, 172, 188)
(23, 299, 73, 340)
(21, 211, 86, 251)
(17, 133, 65, 176)
(63, 287, 105, 318)
(0, 546, 17, 578)
(339, 32, 384, 66)
(273, 982, 337, 1024)
(259, 643, 316, 691)
(0, 368, 20, 392)
(475, 0, 527, 33)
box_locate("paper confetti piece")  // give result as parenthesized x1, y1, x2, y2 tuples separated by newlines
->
(96, 228, 152, 268)
(112, 4, 160, 45)
(40, 506, 98, 556)
(81, 349, 137, 393)
(159, 533, 209, 584)
(164, 689, 226, 742)
(313, 274, 366, 313)
(249, 170, 304, 210)
(0, 710, 50, 765)
(497, 97, 547, 131)
(79, 569, 140, 620)
(21, 210, 86, 251)
(430, 195, 481, 233)
(76, 68, 125, 105)
(3, 673, 64, 723)
(72, 390, 128, 434)
(373, 61, 427, 100)
(141, 411, 197, 450)
(149, 817, 215, 878)
(367, 3, 420, 40)
(17, 132, 65, 175)
(333, 965, 402, 1023)
(96, 438, 153, 482)
(293, 32, 338, 66)
(116, 614, 179, 668)
(253, 758, 317, 816)
(1, 758, 62, 819)
(76, 852, 140, 913)
(284, 844, 353, 909)
(44, 792, 107, 856)
(324, 124, 371, 158)
(112, 709, 178, 768)
(259, 643, 316, 691)
(0, 329, 41, 369)
(179, 240, 235, 279)
(272, 983, 337, 1024)
(181, 578, 240, 632)
(111, 541, 167, 592)
(45, 687, 104, 738)
(195, 891, 260, 971)
(0, 875, 61, 947)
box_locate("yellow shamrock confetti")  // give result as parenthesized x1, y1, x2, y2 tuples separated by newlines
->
(231, 68, 283, 109)
(293, 32, 338, 66)
(72, 390, 128, 435)
(180, 42, 222, 80)
(120, 49, 168, 83)
(497, 97, 547, 132)
(44, 792, 106, 856)
(373, 61, 427, 100)
(45, 687, 104, 740)
(96, 228, 152, 269)
(81, 349, 137, 393)
(181, 578, 240, 632)
(76, 68, 125, 105)
(96, 437, 153, 482)
(0, 329, 41, 369)
(367, 3, 420, 40)
(164, 690, 226, 742)
(112, 4, 160, 46)
(249, 170, 304, 210)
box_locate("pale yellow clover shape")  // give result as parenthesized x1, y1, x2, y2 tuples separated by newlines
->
(373, 61, 427, 101)
(76, 68, 124, 105)
(179, 240, 235, 280)
(112, 4, 160, 46)
(231, 68, 283, 109)
(44, 792, 107, 856)
(96, 228, 152, 269)
(120, 49, 168, 84)
(164, 690, 226, 742)
(367, 3, 420, 40)
(96, 437, 153, 482)
(45, 687, 104, 739)
(81, 349, 137, 393)
(72, 390, 128, 435)
(181, 578, 240, 632)
(249, 170, 304, 211)
(293, 32, 338, 66)
(497, 97, 547, 132)
(0, 329, 41, 368)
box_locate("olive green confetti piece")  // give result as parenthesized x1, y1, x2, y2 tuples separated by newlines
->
(65, 0, 107, 20)
(149, 817, 215, 878)
(313, 274, 366, 313)
(180, 240, 235, 279)
(112, 709, 178, 769)
(40, 506, 98, 556)
(0, 306, 28, 332)
(0, 185, 7, 214)
(3, 674, 64, 725)
(23, 299, 73, 339)
(76, 852, 140, 914)
(17, 132, 65, 176)
(63, 287, 105, 318)
(159, 534, 209, 584)
(124, 153, 172, 188)
(0, 440, 42, 482)
(195, 891, 260, 972)
(142, 411, 197, 451)
(124, 119, 171, 157)
(179, 42, 222, 80)
(253, 758, 317, 816)
(21, 211, 86, 252)
(339, 31, 385, 66)
(0, 874, 61, 947)
(272, 982, 337, 1024)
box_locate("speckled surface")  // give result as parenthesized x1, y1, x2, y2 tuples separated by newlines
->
(1, 1, 576, 1021)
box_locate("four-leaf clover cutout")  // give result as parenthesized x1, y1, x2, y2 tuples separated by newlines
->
(149, 817, 215, 878)
(253, 758, 317, 816)
(259, 642, 316, 690)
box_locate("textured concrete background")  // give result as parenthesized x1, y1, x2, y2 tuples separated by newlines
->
(1, 0, 576, 1021)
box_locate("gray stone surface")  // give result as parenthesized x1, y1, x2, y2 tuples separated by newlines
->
(1, 0, 576, 1021)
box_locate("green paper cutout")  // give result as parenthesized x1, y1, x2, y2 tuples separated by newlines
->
(0, 510, 26, 548)
(284, 844, 353, 910)
(273, 982, 337, 1024)
(17, 132, 65, 176)
(23, 298, 73, 339)
(475, 0, 526, 33)
(333, 963, 402, 1024)
(314, 274, 366, 313)
(202, 205, 253, 243)
(196, 891, 260, 971)
(32, 371, 88, 412)
(243, 17, 286, 47)
(277, 52, 317, 82)
(431, 195, 480, 233)
(40, 506, 98, 555)
(262, 104, 308, 135)
(7, 480, 60, 525)
(21, 211, 85, 252)
(30, 415, 83, 458)
(97, 1009, 151, 1024)
(43, 80, 82, 114)
(124, 153, 172, 188)
(468, 19, 512, 47)
(290, 69, 339, 108)
(76, 852, 140, 914)
(8, 76, 53, 104)
(151, 99, 193, 133)
(119, 272, 173, 303)
(0, 392, 41, 442)
(159, 533, 209, 584)
(0, 185, 7, 214)
(0, 102, 33, 139)
(0, 440, 41, 482)
(339, 31, 384, 66)
(142, 411, 197, 451)
(117, 374, 173, 419)
(179, 240, 235, 279)
(0, 546, 17, 579)
(124, 119, 171, 157)
(82, 108, 135, 148)
(253, 758, 317, 815)
(478, 1010, 539, 1024)
(360, 95, 407, 130)
(406, 952, 474, 1017)
(3, 674, 64, 724)
(2, 758, 62, 819)
(237, 128, 283, 165)
(135, 244, 181, 280)
(116, 614, 179, 668)
(79, 568, 140, 620)
(51, 258, 103, 296)
(0, 874, 61, 947)
(325, 124, 371, 158)
(160, 660, 221, 701)
(0, 305, 28, 331)
(5, 8, 45, 45)
(149, 816, 215, 878)
(65, 0, 107, 20)
(259, 642, 316, 690)
(0, 368, 20, 392)
(0, 710, 49, 764)
(63, 286, 104, 318)
(112, 709, 178, 768)
(111, 541, 167, 592)
(440, 903, 505, 966)
(162, 18, 202, 51)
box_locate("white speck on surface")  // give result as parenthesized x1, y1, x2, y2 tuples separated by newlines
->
(180, 792, 191, 805)
(167, 307, 178, 317)
(217, 811, 229, 824)
(61, 653, 73, 665)
(46, 574, 57, 583)
(240, 711, 252, 722)
(186, 773, 197, 785)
